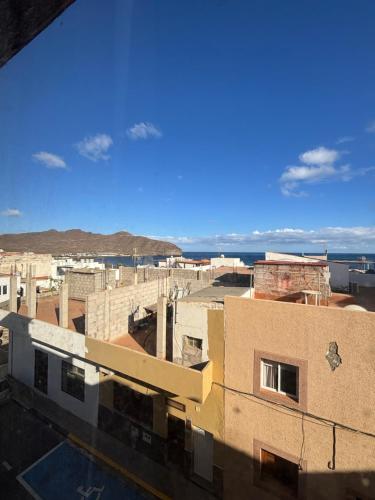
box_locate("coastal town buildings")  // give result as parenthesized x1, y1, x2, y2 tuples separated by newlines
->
(0, 259, 374, 499)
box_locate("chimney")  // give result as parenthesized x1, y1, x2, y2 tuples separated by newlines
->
(59, 283, 69, 328)
(9, 274, 18, 313)
(156, 295, 168, 359)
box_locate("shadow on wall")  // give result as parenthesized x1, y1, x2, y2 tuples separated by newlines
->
(97, 375, 375, 500)
(213, 273, 250, 287)
(1, 310, 375, 500)
(215, 438, 375, 500)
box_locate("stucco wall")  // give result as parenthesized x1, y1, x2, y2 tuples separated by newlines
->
(349, 271, 375, 287)
(329, 262, 349, 291)
(224, 391, 375, 500)
(0, 309, 99, 425)
(223, 297, 375, 499)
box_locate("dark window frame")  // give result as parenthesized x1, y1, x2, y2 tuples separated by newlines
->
(34, 349, 48, 394)
(61, 360, 85, 402)
(253, 439, 306, 500)
(113, 382, 153, 429)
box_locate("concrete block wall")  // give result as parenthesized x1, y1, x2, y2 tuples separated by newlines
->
(254, 263, 331, 301)
(66, 271, 98, 300)
(86, 278, 169, 341)
(105, 269, 117, 288)
(119, 266, 221, 287)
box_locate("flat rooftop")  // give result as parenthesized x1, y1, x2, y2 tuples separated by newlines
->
(180, 285, 249, 303)
(18, 295, 85, 333)
(68, 268, 102, 274)
(254, 260, 328, 267)
(255, 289, 375, 312)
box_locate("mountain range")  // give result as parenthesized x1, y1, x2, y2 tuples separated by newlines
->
(0, 229, 181, 256)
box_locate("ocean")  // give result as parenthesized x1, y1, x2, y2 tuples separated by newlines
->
(101, 252, 375, 269)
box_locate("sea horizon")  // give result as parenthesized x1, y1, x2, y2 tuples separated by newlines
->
(101, 251, 375, 269)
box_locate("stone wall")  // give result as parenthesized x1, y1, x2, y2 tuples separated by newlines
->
(254, 262, 331, 302)
(86, 278, 169, 341)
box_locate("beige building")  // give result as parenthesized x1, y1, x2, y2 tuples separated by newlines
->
(222, 294, 375, 500)
(0, 251, 52, 279)
(1, 263, 375, 499)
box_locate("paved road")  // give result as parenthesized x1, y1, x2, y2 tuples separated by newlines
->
(0, 400, 151, 499)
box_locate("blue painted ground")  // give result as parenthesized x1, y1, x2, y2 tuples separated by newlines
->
(20, 441, 151, 499)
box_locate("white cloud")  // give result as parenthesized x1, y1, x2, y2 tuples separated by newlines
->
(32, 151, 67, 169)
(151, 226, 375, 251)
(76, 133, 113, 162)
(1, 208, 22, 217)
(126, 122, 162, 140)
(336, 136, 355, 144)
(365, 121, 375, 133)
(298, 146, 339, 165)
(280, 146, 374, 196)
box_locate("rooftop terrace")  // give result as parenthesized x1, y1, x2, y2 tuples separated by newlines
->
(18, 295, 85, 333)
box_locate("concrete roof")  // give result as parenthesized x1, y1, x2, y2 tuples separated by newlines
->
(179, 285, 249, 303)
(69, 268, 102, 274)
(255, 260, 328, 267)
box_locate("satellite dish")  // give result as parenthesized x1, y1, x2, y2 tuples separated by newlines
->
(344, 304, 367, 312)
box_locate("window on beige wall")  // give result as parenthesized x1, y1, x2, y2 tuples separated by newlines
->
(254, 351, 307, 411)
(260, 448, 299, 497)
(261, 359, 298, 399)
(253, 440, 305, 500)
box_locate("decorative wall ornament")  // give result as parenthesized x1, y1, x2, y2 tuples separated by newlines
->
(325, 342, 342, 371)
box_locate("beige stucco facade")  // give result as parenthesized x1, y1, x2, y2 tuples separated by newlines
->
(223, 296, 375, 499)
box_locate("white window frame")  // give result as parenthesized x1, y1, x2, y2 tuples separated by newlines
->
(260, 359, 298, 399)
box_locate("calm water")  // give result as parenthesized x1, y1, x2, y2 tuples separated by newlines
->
(102, 252, 375, 269)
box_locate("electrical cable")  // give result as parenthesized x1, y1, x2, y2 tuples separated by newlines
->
(213, 381, 375, 440)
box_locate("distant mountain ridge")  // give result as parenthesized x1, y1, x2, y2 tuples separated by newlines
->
(0, 229, 181, 256)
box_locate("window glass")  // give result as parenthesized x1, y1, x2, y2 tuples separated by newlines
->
(279, 363, 297, 396)
(2, 285, 7, 295)
(260, 449, 298, 497)
(113, 382, 153, 428)
(262, 360, 278, 390)
(261, 359, 298, 399)
(184, 336, 202, 349)
(61, 361, 85, 401)
(34, 349, 48, 394)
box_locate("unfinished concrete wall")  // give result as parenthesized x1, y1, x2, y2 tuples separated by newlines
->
(254, 262, 331, 302)
(223, 296, 375, 499)
(0, 253, 52, 278)
(119, 266, 250, 291)
(66, 269, 104, 300)
(173, 301, 223, 366)
(86, 278, 169, 341)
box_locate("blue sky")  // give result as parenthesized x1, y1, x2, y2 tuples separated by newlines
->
(1, 0, 375, 251)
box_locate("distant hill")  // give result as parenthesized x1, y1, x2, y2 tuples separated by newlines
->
(0, 229, 181, 256)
